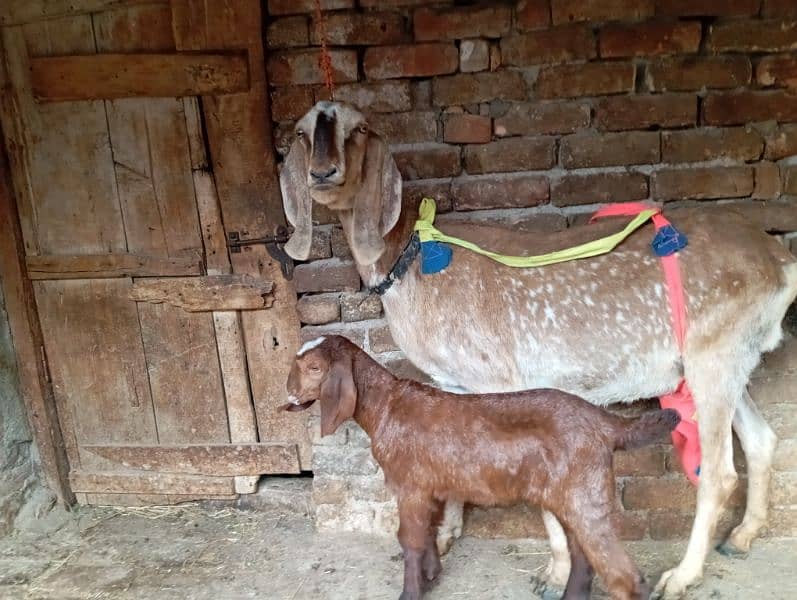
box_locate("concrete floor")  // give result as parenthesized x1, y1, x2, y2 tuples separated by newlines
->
(0, 504, 794, 600)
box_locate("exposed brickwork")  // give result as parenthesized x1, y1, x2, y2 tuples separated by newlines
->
(599, 20, 701, 58)
(265, 0, 797, 540)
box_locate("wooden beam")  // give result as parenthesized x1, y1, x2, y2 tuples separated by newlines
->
(30, 53, 250, 102)
(0, 122, 73, 504)
(1, 1, 167, 26)
(82, 443, 301, 475)
(26, 253, 203, 279)
(83, 492, 237, 506)
(129, 275, 274, 311)
(69, 470, 235, 495)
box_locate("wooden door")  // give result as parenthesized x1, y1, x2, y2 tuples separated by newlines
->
(0, 0, 309, 504)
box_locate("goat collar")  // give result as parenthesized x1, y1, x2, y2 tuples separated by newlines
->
(370, 233, 420, 296)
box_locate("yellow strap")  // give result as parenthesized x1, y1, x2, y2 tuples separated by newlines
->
(413, 198, 658, 268)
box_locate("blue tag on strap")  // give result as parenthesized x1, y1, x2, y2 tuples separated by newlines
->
(651, 224, 688, 257)
(420, 241, 452, 274)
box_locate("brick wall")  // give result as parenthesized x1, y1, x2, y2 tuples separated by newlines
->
(264, 0, 797, 538)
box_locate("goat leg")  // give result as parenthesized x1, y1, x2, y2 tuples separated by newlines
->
(397, 495, 434, 600)
(561, 531, 594, 600)
(399, 547, 425, 600)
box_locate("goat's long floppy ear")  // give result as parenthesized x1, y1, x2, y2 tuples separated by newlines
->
(350, 135, 402, 266)
(280, 140, 313, 261)
(318, 357, 357, 436)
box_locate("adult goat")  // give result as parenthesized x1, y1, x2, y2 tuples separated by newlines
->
(279, 101, 797, 599)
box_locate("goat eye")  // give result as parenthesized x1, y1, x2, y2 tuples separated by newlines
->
(295, 129, 304, 138)
(357, 123, 368, 134)
(309, 365, 320, 372)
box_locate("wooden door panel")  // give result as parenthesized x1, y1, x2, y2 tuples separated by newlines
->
(137, 302, 230, 444)
(35, 279, 158, 452)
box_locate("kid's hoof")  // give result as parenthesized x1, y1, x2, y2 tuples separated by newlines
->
(530, 574, 565, 600)
(715, 541, 749, 559)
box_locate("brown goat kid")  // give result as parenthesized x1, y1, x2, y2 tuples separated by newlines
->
(284, 335, 680, 600)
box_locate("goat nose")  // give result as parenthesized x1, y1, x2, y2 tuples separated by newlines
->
(310, 166, 338, 182)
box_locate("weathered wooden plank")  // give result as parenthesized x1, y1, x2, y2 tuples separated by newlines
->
(26, 253, 203, 279)
(97, 6, 201, 259)
(18, 17, 127, 255)
(193, 171, 229, 273)
(137, 301, 230, 443)
(184, 98, 209, 170)
(69, 470, 235, 495)
(82, 492, 237, 506)
(35, 279, 159, 451)
(30, 53, 250, 102)
(172, 0, 311, 469)
(83, 443, 301, 475)
(0, 115, 73, 504)
(1, 1, 166, 26)
(130, 275, 274, 311)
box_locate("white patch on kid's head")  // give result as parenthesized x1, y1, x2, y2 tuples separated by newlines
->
(297, 336, 326, 356)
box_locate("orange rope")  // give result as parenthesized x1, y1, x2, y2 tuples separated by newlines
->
(314, 0, 335, 96)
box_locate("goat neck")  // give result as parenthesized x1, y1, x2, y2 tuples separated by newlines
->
(347, 346, 400, 436)
(339, 200, 419, 289)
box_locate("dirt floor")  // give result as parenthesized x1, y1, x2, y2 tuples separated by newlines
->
(0, 503, 794, 600)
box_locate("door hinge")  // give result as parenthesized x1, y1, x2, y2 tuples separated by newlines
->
(40, 345, 51, 384)
(227, 226, 294, 280)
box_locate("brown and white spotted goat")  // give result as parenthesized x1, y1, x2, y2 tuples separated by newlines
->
(279, 101, 797, 598)
(285, 335, 680, 600)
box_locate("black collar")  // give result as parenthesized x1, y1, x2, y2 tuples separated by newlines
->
(370, 233, 420, 296)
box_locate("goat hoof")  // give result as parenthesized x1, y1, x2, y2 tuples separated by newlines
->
(530, 574, 564, 600)
(715, 541, 749, 559)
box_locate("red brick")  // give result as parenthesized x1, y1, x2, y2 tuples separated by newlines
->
(267, 49, 357, 86)
(310, 11, 407, 45)
(649, 508, 743, 540)
(443, 114, 492, 144)
(536, 62, 634, 98)
(393, 144, 461, 180)
(757, 55, 797, 88)
(464, 137, 556, 173)
(267, 0, 353, 15)
(655, 0, 760, 16)
(753, 161, 782, 200)
(614, 510, 649, 541)
(764, 124, 797, 159)
(762, 0, 797, 18)
(464, 504, 546, 539)
(403, 180, 454, 213)
(364, 44, 458, 80)
(452, 175, 549, 210)
(595, 94, 696, 131)
(709, 19, 797, 53)
(333, 80, 411, 113)
(494, 101, 590, 136)
(459, 39, 490, 73)
(517, 0, 551, 30)
(270, 86, 315, 121)
(413, 5, 511, 41)
(383, 357, 432, 382)
(703, 91, 797, 125)
(560, 131, 660, 168)
(552, 0, 654, 24)
(296, 294, 340, 325)
(433, 71, 526, 106)
(600, 20, 701, 58)
(662, 127, 763, 163)
(501, 25, 594, 66)
(369, 111, 438, 145)
(622, 477, 697, 510)
(266, 16, 309, 49)
(331, 227, 351, 259)
(646, 55, 752, 91)
(614, 445, 668, 476)
(294, 259, 361, 293)
(360, 0, 434, 6)
(652, 166, 755, 200)
(340, 292, 382, 322)
(369, 324, 398, 353)
(308, 228, 332, 260)
(551, 172, 648, 206)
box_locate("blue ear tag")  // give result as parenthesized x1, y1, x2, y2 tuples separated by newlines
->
(651, 224, 688, 257)
(420, 241, 452, 274)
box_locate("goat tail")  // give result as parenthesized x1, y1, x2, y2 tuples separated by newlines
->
(614, 409, 681, 451)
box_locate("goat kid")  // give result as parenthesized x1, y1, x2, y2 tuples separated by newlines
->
(284, 335, 680, 600)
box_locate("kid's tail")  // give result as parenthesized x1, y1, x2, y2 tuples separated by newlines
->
(615, 409, 681, 451)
